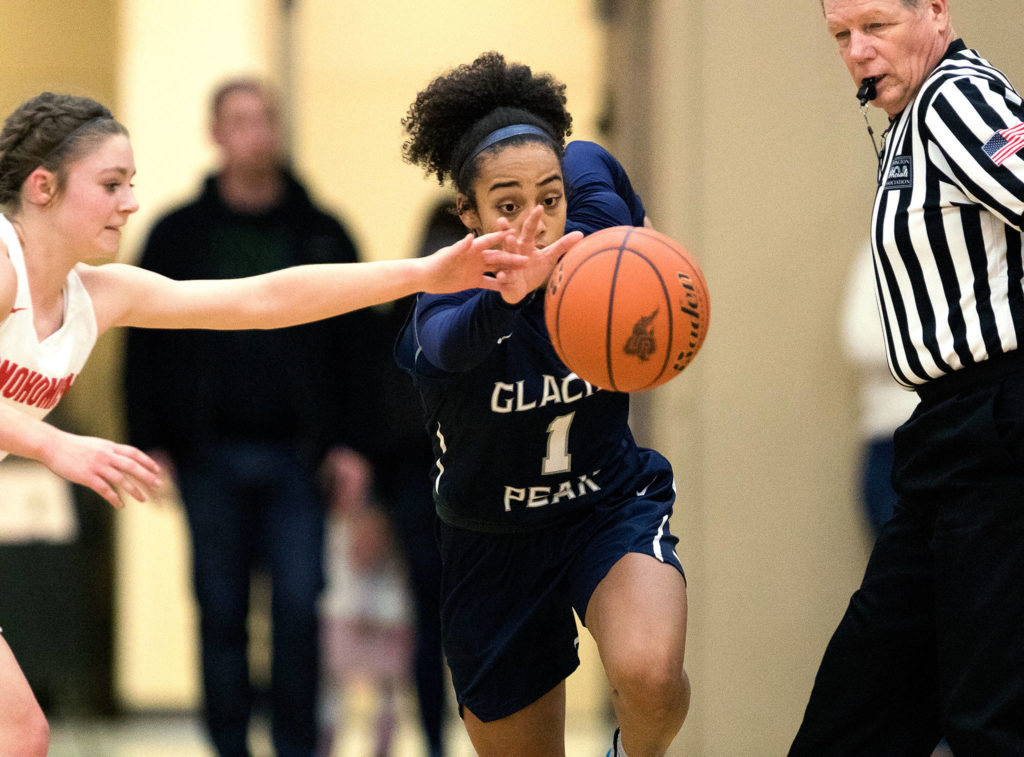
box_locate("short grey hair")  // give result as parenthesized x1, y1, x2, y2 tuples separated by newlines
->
(820, 0, 920, 10)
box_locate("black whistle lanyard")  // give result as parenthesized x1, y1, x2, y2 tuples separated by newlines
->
(857, 78, 882, 162)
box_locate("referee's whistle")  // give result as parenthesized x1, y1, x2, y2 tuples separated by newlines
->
(857, 77, 878, 106)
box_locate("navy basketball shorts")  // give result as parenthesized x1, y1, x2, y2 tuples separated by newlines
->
(437, 451, 684, 722)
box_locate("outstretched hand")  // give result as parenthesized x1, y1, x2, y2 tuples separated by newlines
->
(43, 431, 163, 508)
(419, 228, 539, 294)
(418, 206, 582, 299)
(491, 205, 583, 304)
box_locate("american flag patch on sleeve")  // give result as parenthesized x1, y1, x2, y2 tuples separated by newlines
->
(982, 122, 1024, 166)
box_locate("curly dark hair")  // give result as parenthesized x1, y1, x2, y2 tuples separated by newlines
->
(401, 52, 573, 198)
(0, 92, 127, 212)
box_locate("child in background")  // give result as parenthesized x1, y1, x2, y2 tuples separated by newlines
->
(318, 449, 414, 757)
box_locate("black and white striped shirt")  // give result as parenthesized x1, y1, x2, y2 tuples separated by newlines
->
(871, 40, 1024, 387)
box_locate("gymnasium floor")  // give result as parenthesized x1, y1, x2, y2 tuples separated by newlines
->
(48, 682, 611, 757)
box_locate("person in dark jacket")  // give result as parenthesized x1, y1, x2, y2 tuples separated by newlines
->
(124, 77, 375, 757)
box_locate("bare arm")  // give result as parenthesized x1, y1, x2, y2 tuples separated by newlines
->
(0, 404, 162, 508)
(84, 229, 545, 332)
(0, 240, 15, 319)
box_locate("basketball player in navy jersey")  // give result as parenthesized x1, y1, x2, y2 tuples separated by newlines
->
(397, 52, 690, 757)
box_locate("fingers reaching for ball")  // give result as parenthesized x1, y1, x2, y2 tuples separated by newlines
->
(423, 230, 533, 294)
(420, 205, 583, 301)
(485, 207, 584, 304)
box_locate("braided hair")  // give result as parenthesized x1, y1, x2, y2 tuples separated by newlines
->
(0, 92, 127, 212)
(401, 52, 573, 204)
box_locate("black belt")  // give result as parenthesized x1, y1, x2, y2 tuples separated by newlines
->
(915, 349, 1024, 404)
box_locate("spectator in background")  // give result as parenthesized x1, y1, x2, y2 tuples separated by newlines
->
(123, 78, 376, 757)
(318, 461, 414, 757)
(840, 240, 919, 537)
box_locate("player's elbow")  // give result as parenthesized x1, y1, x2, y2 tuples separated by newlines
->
(10, 703, 50, 757)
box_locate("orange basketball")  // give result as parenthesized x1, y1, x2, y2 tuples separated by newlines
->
(544, 226, 710, 393)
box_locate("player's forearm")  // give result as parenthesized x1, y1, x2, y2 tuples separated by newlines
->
(0, 404, 61, 466)
(237, 258, 433, 329)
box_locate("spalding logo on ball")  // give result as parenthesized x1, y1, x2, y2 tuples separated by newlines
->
(545, 226, 710, 393)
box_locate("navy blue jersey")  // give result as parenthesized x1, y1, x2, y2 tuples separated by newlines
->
(563, 140, 646, 236)
(396, 140, 661, 533)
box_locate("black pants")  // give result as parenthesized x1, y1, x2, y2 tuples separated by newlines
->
(179, 441, 324, 757)
(791, 361, 1024, 756)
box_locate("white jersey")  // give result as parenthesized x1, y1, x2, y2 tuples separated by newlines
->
(0, 214, 97, 459)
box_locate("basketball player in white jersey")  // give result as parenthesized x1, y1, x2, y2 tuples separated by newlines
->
(0, 91, 573, 756)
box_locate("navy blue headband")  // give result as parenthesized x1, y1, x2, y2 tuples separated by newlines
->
(466, 124, 551, 164)
(457, 124, 553, 186)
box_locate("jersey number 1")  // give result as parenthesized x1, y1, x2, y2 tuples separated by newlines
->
(542, 411, 575, 475)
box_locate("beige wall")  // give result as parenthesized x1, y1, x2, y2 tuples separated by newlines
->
(290, 2, 606, 263)
(0, 0, 118, 112)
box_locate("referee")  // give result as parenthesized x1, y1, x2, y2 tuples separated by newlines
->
(791, 0, 1024, 754)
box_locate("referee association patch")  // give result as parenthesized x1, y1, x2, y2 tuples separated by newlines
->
(885, 156, 913, 190)
(982, 123, 1024, 166)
